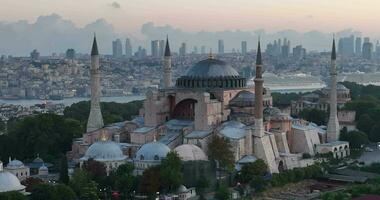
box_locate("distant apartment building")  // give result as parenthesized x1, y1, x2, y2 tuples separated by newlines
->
(30, 49, 40, 60)
(241, 41, 247, 55)
(362, 37, 373, 60)
(355, 37, 362, 56)
(112, 39, 123, 58)
(292, 45, 306, 59)
(125, 38, 133, 58)
(218, 39, 224, 54)
(338, 35, 355, 57)
(179, 42, 187, 56)
(65, 49, 76, 60)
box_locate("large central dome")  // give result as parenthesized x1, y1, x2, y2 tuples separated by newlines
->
(176, 58, 246, 89)
(185, 58, 240, 78)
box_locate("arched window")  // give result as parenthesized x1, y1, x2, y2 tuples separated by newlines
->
(140, 155, 144, 160)
(154, 155, 159, 160)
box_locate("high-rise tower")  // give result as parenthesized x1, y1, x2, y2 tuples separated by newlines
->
(253, 40, 278, 173)
(163, 36, 172, 88)
(326, 39, 340, 142)
(87, 35, 104, 132)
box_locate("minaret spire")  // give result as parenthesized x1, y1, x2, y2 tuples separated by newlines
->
(164, 35, 171, 57)
(163, 35, 172, 88)
(91, 34, 99, 56)
(87, 34, 104, 132)
(327, 38, 340, 142)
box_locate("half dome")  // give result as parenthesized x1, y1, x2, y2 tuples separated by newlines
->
(174, 144, 208, 161)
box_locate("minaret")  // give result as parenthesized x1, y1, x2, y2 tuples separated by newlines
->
(254, 40, 264, 137)
(252, 40, 279, 173)
(327, 38, 340, 142)
(163, 36, 172, 88)
(87, 35, 104, 132)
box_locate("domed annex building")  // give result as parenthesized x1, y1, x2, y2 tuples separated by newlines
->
(0, 161, 26, 194)
(134, 140, 170, 175)
(4, 158, 30, 181)
(80, 138, 127, 175)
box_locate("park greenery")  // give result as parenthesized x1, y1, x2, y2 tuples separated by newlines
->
(0, 100, 143, 164)
(342, 81, 380, 143)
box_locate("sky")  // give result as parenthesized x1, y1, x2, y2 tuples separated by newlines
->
(0, 0, 379, 37)
(0, 0, 379, 55)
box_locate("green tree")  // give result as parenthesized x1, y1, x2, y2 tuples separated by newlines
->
(340, 130, 369, 148)
(160, 151, 183, 192)
(30, 184, 76, 200)
(59, 154, 69, 184)
(82, 159, 107, 185)
(2, 114, 82, 161)
(138, 166, 161, 196)
(114, 163, 137, 199)
(0, 191, 27, 200)
(215, 184, 230, 200)
(55, 184, 76, 200)
(238, 159, 268, 184)
(357, 114, 375, 134)
(369, 124, 380, 142)
(30, 184, 58, 200)
(299, 108, 327, 126)
(69, 169, 99, 199)
(208, 136, 235, 171)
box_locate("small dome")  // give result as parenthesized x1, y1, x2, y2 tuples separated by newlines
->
(135, 141, 170, 161)
(177, 185, 188, 193)
(219, 121, 247, 139)
(0, 171, 25, 192)
(39, 164, 48, 171)
(174, 144, 208, 161)
(7, 159, 25, 169)
(185, 58, 239, 78)
(33, 156, 44, 164)
(82, 140, 127, 161)
(230, 91, 255, 107)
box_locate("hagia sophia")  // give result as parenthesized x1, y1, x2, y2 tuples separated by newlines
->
(67, 35, 349, 178)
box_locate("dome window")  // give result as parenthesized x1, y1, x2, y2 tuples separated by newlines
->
(140, 155, 144, 160)
(154, 155, 159, 160)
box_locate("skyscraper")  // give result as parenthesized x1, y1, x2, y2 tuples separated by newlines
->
(125, 38, 132, 58)
(362, 37, 373, 60)
(87, 35, 104, 132)
(292, 45, 306, 59)
(355, 37, 362, 56)
(179, 42, 187, 56)
(338, 35, 355, 56)
(218, 39, 224, 54)
(151, 40, 160, 57)
(112, 39, 123, 58)
(159, 40, 165, 57)
(326, 39, 340, 142)
(241, 41, 247, 55)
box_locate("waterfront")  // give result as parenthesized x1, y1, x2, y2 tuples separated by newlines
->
(0, 95, 145, 107)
